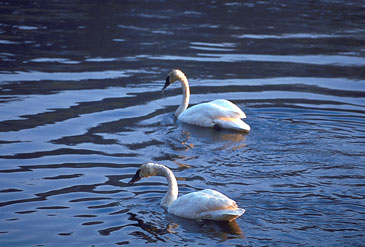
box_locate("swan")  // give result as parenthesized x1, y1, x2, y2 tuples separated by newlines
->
(163, 69, 250, 132)
(128, 163, 245, 222)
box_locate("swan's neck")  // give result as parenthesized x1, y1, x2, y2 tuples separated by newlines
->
(156, 165, 178, 208)
(175, 75, 190, 117)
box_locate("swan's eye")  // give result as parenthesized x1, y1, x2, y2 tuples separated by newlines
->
(163, 76, 171, 90)
(128, 169, 141, 185)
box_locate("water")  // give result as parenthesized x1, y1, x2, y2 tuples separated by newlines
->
(0, 0, 364, 246)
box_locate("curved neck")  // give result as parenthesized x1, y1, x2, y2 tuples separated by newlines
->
(175, 75, 190, 117)
(156, 165, 178, 208)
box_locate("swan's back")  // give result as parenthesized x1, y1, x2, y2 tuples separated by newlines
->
(167, 189, 245, 222)
(210, 99, 246, 118)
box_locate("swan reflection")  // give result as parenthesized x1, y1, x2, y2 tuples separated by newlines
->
(167, 215, 245, 242)
(178, 122, 247, 151)
(125, 212, 245, 243)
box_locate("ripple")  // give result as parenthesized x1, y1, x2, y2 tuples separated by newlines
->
(74, 214, 97, 218)
(85, 57, 119, 62)
(82, 221, 104, 226)
(43, 174, 83, 180)
(235, 33, 350, 39)
(0, 70, 137, 82)
(14, 25, 43, 30)
(28, 57, 80, 64)
(36, 206, 69, 210)
(140, 53, 365, 66)
(0, 40, 20, 44)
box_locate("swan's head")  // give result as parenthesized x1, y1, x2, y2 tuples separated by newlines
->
(163, 69, 186, 90)
(128, 162, 162, 185)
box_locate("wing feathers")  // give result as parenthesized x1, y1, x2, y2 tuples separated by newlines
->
(210, 99, 246, 118)
(167, 189, 244, 221)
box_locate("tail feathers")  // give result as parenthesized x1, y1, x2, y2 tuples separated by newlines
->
(198, 208, 245, 222)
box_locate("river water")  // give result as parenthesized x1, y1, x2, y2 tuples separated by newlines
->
(0, 1, 364, 246)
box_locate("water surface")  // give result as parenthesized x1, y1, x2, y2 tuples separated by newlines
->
(0, 1, 364, 246)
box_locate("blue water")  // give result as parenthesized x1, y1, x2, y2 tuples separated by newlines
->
(0, 1, 364, 246)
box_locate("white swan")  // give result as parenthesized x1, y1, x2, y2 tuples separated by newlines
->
(163, 69, 250, 132)
(129, 163, 245, 222)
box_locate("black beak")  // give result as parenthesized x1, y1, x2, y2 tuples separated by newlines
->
(162, 76, 170, 90)
(128, 170, 141, 185)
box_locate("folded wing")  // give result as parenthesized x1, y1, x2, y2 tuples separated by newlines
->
(168, 189, 245, 221)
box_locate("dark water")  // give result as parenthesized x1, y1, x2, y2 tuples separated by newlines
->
(1, 0, 365, 246)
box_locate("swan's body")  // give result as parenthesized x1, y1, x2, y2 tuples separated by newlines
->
(163, 69, 250, 132)
(129, 163, 245, 222)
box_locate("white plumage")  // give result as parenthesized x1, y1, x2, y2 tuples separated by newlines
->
(163, 69, 250, 132)
(168, 189, 245, 221)
(129, 163, 245, 222)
